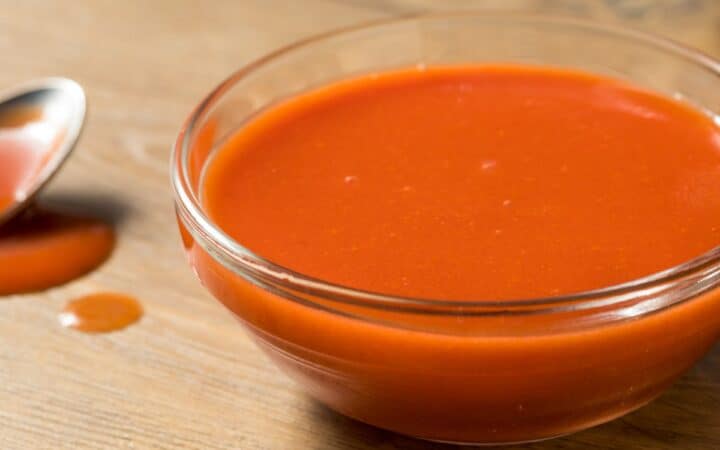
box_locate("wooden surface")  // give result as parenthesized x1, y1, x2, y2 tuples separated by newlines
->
(1, 1, 719, 448)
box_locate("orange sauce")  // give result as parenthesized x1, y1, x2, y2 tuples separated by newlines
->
(0, 208, 115, 295)
(1, 106, 139, 332)
(203, 65, 720, 300)
(0, 135, 44, 214)
(59, 292, 142, 333)
(188, 65, 720, 442)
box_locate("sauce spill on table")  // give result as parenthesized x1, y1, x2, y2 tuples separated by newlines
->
(0, 90, 140, 332)
(59, 292, 142, 333)
(0, 207, 115, 295)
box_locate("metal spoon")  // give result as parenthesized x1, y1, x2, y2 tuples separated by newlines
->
(0, 78, 86, 226)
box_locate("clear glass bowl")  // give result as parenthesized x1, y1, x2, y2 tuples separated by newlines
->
(171, 13, 720, 445)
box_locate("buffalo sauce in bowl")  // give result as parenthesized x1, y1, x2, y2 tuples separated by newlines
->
(202, 65, 720, 300)
(183, 64, 720, 443)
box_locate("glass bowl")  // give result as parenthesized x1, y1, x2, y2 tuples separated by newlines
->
(171, 13, 720, 445)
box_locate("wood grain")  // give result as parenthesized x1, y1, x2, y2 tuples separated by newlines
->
(0, 1, 718, 448)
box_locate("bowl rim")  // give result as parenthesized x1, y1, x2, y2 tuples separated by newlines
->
(171, 11, 720, 313)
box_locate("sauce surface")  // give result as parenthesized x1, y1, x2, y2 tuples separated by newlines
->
(203, 65, 720, 300)
(0, 105, 62, 218)
(0, 207, 115, 295)
(0, 126, 46, 215)
(59, 292, 142, 333)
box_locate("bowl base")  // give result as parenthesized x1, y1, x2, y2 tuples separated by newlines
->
(418, 432, 569, 447)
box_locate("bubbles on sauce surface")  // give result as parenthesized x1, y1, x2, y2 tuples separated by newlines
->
(480, 160, 497, 171)
(59, 292, 142, 333)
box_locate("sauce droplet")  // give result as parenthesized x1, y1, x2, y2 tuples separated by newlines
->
(0, 208, 115, 295)
(59, 292, 142, 333)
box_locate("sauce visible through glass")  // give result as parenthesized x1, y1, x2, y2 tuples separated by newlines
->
(203, 65, 720, 300)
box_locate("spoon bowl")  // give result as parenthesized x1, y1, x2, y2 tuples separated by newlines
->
(0, 77, 86, 226)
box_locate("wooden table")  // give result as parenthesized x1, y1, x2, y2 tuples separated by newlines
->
(1, 1, 718, 448)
